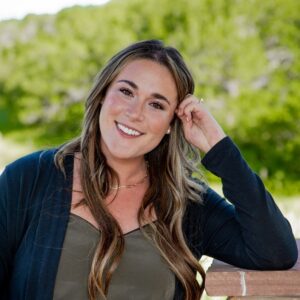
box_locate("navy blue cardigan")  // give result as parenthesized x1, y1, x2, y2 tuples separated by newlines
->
(0, 137, 297, 299)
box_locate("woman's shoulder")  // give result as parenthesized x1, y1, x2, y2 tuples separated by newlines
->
(0, 149, 64, 210)
(3, 148, 59, 178)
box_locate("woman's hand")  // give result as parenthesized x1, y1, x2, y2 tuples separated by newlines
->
(176, 94, 226, 154)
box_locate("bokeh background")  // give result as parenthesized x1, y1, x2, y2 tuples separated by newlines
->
(0, 0, 299, 298)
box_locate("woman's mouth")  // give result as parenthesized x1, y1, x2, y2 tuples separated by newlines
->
(115, 122, 143, 137)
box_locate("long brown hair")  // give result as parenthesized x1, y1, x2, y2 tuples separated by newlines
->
(55, 40, 206, 299)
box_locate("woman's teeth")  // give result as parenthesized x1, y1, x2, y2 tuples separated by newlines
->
(117, 123, 142, 136)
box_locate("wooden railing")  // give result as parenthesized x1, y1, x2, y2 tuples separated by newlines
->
(205, 239, 300, 299)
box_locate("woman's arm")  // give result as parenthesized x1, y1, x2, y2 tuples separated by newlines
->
(0, 171, 12, 291)
(0, 151, 45, 291)
(177, 95, 297, 269)
(201, 137, 297, 269)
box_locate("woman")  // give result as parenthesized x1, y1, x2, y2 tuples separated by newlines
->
(0, 40, 297, 300)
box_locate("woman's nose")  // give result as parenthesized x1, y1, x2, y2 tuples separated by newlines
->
(125, 98, 145, 121)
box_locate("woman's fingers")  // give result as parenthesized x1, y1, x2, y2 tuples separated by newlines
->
(175, 94, 226, 153)
(176, 95, 206, 123)
(176, 94, 196, 115)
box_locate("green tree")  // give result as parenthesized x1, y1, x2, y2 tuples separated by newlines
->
(0, 0, 299, 193)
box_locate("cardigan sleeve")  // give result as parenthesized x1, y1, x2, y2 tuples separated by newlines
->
(0, 149, 73, 300)
(0, 151, 44, 290)
(200, 137, 298, 270)
(0, 168, 13, 290)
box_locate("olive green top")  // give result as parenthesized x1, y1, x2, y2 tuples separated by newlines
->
(53, 214, 175, 299)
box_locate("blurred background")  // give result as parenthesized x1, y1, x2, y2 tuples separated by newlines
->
(0, 0, 299, 298)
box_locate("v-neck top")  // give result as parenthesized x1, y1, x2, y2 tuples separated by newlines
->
(53, 214, 175, 300)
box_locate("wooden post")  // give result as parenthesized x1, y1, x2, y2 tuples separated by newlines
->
(205, 240, 300, 299)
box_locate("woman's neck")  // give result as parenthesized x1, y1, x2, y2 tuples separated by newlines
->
(105, 156, 148, 186)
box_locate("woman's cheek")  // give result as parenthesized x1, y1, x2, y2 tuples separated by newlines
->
(104, 92, 125, 110)
(148, 113, 172, 135)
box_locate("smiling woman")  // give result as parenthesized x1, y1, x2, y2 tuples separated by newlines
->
(0, 40, 297, 300)
(100, 59, 177, 162)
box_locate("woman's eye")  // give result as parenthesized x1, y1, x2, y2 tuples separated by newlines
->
(150, 102, 164, 110)
(120, 88, 133, 97)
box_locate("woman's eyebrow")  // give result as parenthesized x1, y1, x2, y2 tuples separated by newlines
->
(117, 79, 170, 105)
(117, 79, 138, 89)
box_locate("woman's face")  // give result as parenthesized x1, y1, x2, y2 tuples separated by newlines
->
(99, 59, 178, 162)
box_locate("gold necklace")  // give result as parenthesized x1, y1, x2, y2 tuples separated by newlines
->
(110, 175, 148, 190)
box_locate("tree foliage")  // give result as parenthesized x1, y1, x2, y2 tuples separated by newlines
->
(0, 0, 299, 192)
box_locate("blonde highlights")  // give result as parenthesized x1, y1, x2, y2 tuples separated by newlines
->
(55, 40, 206, 299)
